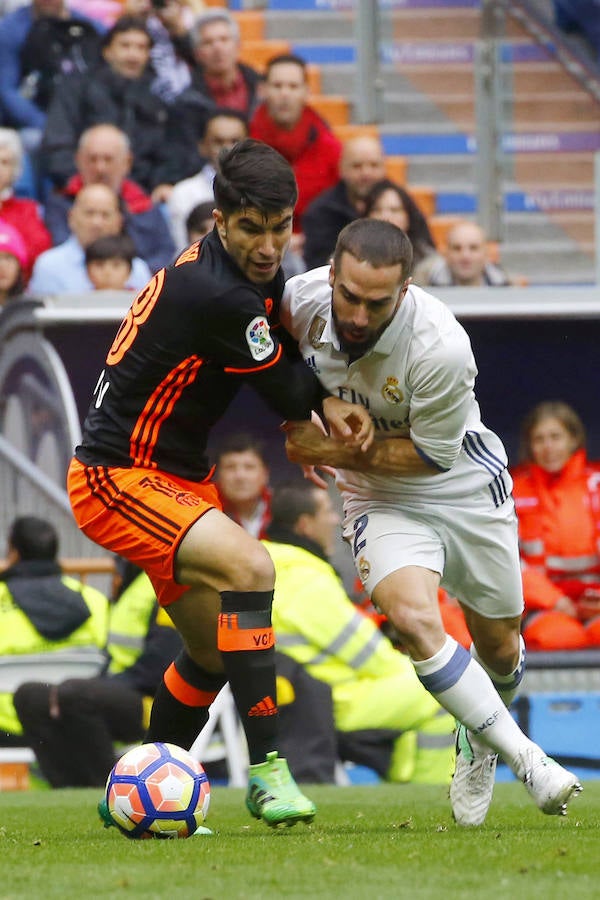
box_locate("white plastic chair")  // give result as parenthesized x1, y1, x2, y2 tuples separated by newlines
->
(188, 684, 248, 787)
(0, 647, 107, 765)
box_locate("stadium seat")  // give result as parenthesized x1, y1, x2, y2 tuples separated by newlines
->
(409, 185, 436, 219)
(0, 648, 107, 696)
(232, 10, 265, 43)
(384, 155, 408, 185)
(237, 39, 291, 71)
(306, 65, 322, 95)
(311, 95, 350, 127)
(333, 123, 380, 143)
(0, 646, 108, 789)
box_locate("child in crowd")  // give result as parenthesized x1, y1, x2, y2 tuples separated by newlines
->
(185, 201, 215, 244)
(84, 234, 136, 290)
(0, 219, 28, 307)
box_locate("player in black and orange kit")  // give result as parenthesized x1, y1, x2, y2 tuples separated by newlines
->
(67, 139, 373, 829)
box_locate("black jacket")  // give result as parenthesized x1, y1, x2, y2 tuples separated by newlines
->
(169, 62, 263, 180)
(0, 560, 90, 640)
(41, 63, 182, 191)
(301, 180, 358, 270)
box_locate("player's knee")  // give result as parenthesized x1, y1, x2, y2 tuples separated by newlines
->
(13, 683, 49, 722)
(478, 628, 521, 673)
(56, 679, 95, 713)
(226, 542, 275, 592)
(387, 601, 441, 644)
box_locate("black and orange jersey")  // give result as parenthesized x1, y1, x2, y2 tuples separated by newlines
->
(76, 230, 324, 480)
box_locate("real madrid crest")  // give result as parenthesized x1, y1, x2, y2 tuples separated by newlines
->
(308, 315, 327, 348)
(381, 376, 403, 404)
(357, 556, 371, 583)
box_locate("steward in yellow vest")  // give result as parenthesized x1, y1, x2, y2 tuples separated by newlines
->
(13, 562, 182, 787)
(0, 516, 109, 741)
(264, 484, 455, 784)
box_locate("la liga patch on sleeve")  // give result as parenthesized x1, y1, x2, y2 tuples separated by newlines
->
(245, 316, 275, 361)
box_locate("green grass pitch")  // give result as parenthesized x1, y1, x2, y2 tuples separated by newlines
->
(1, 782, 599, 900)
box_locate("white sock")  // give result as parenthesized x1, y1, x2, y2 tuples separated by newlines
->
(470, 636, 526, 707)
(412, 636, 535, 770)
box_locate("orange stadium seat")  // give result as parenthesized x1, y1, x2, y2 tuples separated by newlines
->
(306, 65, 322, 95)
(384, 155, 408, 185)
(232, 11, 265, 43)
(237, 39, 291, 72)
(333, 123, 380, 143)
(311, 95, 349, 127)
(409, 185, 436, 218)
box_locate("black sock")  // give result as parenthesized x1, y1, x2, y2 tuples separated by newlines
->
(218, 590, 278, 765)
(145, 652, 226, 750)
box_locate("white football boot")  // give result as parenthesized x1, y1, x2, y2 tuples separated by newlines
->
(518, 746, 582, 815)
(450, 724, 498, 826)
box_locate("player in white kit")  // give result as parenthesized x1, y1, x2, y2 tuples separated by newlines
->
(280, 218, 581, 825)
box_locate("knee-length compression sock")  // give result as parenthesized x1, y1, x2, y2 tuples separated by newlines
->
(145, 651, 226, 750)
(411, 636, 536, 775)
(470, 635, 526, 707)
(218, 590, 278, 765)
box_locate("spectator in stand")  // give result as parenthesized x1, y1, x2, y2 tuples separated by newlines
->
(14, 563, 183, 787)
(189, 9, 262, 116)
(0, 515, 109, 748)
(41, 16, 181, 199)
(0, 0, 104, 158)
(85, 233, 136, 290)
(215, 433, 272, 540)
(364, 178, 437, 284)
(250, 53, 341, 262)
(28, 183, 151, 293)
(172, 9, 262, 169)
(186, 200, 215, 244)
(301, 134, 386, 269)
(167, 108, 248, 250)
(425, 220, 510, 287)
(44, 124, 175, 273)
(512, 401, 600, 650)
(0, 128, 52, 281)
(0, 219, 29, 307)
(122, 0, 195, 103)
(265, 482, 455, 784)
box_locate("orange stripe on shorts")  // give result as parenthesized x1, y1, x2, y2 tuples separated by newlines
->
(217, 613, 274, 652)
(164, 663, 220, 708)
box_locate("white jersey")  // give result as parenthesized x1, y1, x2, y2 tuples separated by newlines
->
(281, 268, 512, 515)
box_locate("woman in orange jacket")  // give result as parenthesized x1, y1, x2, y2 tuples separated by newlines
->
(511, 401, 600, 650)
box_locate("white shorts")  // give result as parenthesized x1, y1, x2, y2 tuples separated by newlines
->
(342, 488, 524, 620)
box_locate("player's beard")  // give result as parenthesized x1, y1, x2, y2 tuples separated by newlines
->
(332, 307, 381, 357)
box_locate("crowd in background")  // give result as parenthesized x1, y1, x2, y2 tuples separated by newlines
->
(0, 1, 513, 306)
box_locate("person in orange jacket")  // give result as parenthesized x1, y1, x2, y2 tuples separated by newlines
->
(511, 400, 600, 650)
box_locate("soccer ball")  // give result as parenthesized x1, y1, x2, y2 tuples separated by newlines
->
(105, 742, 210, 839)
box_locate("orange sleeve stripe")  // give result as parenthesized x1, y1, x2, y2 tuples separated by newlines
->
(224, 343, 283, 374)
(164, 663, 220, 708)
(136, 360, 202, 467)
(217, 613, 274, 652)
(129, 356, 203, 466)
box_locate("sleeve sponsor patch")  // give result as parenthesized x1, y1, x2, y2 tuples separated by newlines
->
(245, 316, 275, 361)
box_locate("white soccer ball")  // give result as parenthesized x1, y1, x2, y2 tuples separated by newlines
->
(105, 742, 210, 839)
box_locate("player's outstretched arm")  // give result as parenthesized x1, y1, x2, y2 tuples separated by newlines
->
(282, 420, 435, 476)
